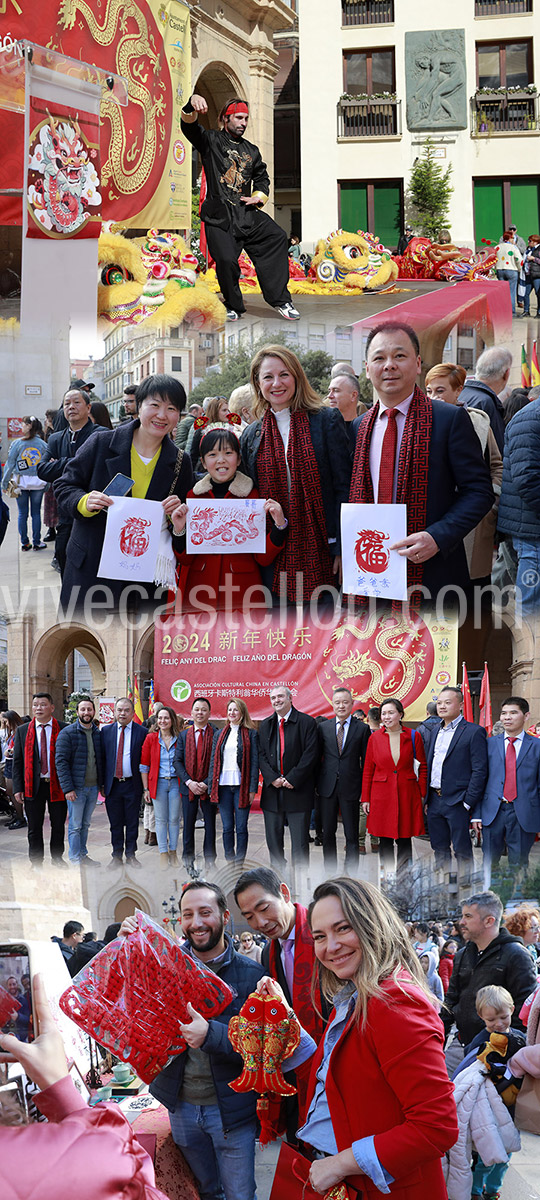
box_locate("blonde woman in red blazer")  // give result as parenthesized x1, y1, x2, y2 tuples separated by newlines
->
(361, 698, 427, 874)
(258, 879, 458, 1200)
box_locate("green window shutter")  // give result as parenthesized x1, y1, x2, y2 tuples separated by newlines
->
(340, 182, 368, 232)
(373, 182, 401, 250)
(474, 180, 504, 249)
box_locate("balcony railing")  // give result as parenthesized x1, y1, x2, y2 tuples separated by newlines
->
(338, 96, 401, 138)
(472, 89, 537, 133)
(475, 1, 532, 14)
(341, 0, 394, 25)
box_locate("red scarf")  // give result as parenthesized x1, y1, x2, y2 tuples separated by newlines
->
(24, 718, 63, 802)
(349, 385, 432, 593)
(268, 904, 325, 1044)
(257, 408, 333, 602)
(268, 904, 325, 1115)
(184, 724, 214, 795)
(210, 724, 252, 806)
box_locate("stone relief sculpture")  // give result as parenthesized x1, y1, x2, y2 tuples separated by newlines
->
(406, 30, 467, 130)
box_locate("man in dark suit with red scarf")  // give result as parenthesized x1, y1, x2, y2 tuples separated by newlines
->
(175, 696, 218, 873)
(13, 693, 67, 868)
(349, 322, 494, 600)
(234, 866, 326, 1140)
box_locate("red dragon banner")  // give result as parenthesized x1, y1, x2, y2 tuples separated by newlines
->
(0, 0, 190, 229)
(154, 612, 458, 723)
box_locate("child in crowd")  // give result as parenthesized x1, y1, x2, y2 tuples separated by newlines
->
(453, 984, 526, 1200)
(170, 415, 288, 610)
(419, 949, 444, 1008)
(438, 937, 459, 994)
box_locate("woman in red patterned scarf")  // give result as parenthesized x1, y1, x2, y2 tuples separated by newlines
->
(241, 346, 351, 606)
(209, 697, 259, 867)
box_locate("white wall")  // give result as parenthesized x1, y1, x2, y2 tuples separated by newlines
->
(298, 0, 539, 246)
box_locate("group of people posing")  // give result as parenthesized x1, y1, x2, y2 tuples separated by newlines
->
(6, 676, 540, 881)
(4, 319, 502, 617)
(3, 880, 540, 1200)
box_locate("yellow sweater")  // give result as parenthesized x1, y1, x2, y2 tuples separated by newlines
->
(77, 445, 161, 517)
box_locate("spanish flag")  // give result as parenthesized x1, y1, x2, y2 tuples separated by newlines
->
(133, 674, 144, 724)
(521, 345, 531, 388)
(532, 341, 540, 386)
(462, 663, 473, 723)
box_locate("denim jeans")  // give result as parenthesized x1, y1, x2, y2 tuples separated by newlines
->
(218, 785, 250, 863)
(471, 1154, 510, 1195)
(169, 1101, 257, 1200)
(67, 785, 99, 861)
(17, 489, 44, 547)
(153, 776, 181, 852)
(496, 268, 519, 313)
(523, 277, 540, 314)
(514, 537, 540, 612)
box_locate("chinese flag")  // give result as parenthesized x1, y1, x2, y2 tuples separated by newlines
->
(532, 342, 540, 386)
(133, 675, 144, 725)
(479, 662, 493, 736)
(521, 345, 531, 388)
(462, 663, 473, 723)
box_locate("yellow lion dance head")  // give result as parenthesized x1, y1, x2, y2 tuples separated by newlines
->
(311, 229, 398, 291)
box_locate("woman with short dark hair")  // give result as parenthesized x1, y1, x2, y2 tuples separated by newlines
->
(55, 375, 193, 612)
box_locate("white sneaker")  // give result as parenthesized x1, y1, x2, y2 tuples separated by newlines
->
(274, 302, 300, 320)
(226, 309, 243, 321)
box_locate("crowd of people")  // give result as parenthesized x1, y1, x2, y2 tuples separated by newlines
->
(11, 321, 540, 616)
(2, 882, 540, 1200)
(2, 680, 540, 882)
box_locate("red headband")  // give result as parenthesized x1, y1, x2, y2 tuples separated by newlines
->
(224, 101, 249, 117)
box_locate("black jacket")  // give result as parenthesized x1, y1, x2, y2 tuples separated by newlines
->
(150, 937, 265, 1130)
(258, 706, 319, 814)
(37, 420, 96, 484)
(241, 407, 351, 554)
(443, 927, 537, 1044)
(498, 397, 540, 540)
(426, 717, 488, 816)
(54, 420, 193, 609)
(317, 716, 370, 803)
(461, 380, 505, 455)
(13, 721, 67, 799)
(351, 398, 494, 595)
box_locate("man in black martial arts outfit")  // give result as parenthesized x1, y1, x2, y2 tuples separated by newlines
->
(181, 93, 300, 323)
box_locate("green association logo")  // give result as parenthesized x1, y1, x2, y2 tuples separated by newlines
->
(171, 678, 191, 702)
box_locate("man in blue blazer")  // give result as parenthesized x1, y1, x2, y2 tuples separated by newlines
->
(101, 697, 147, 866)
(425, 686, 488, 875)
(475, 696, 540, 875)
(349, 322, 494, 597)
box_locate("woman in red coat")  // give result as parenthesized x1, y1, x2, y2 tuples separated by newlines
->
(282, 878, 456, 1200)
(361, 698, 427, 874)
(170, 418, 288, 611)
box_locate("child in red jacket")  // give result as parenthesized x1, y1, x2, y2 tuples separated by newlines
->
(170, 415, 288, 611)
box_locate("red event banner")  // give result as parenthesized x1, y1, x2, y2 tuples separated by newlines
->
(0, 0, 189, 228)
(27, 98, 101, 238)
(154, 612, 458, 723)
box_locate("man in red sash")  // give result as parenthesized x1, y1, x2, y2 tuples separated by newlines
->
(234, 866, 326, 1141)
(175, 697, 217, 873)
(349, 321, 494, 600)
(12, 693, 67, 868)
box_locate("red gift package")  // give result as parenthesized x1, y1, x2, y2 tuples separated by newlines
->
(59, 911, 234, 1083)
(0, 984, 21, 1027)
